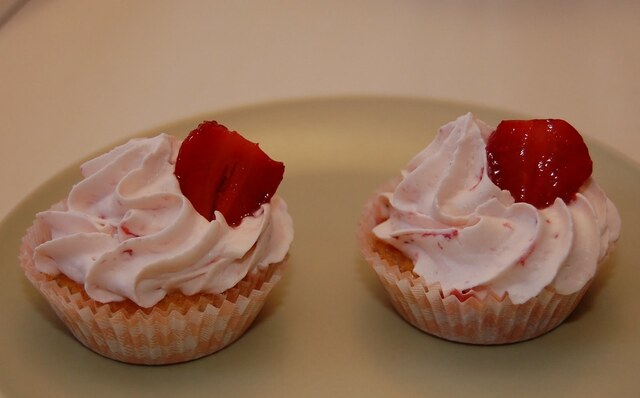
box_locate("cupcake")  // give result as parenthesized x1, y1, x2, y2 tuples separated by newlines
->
(357, 113, 621, 344)
(19, 121, 294, 364)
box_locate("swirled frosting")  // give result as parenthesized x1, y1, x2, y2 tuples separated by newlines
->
(34, 134, 293, 308)
(373, 113, 621, 304)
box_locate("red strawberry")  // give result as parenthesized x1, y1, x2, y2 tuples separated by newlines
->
(486, 119, 592, 209)
(174, 121, 284, 226)
(450, 289, 473, 303)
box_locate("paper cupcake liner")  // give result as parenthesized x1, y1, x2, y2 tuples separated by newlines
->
(19, 216, 286, 365)
(357, 181, 592, 345)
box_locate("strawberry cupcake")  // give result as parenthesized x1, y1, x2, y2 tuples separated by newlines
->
(358, 113, 621, 344)
(19, 121, 294, 364)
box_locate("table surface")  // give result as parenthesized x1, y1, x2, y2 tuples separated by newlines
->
(1, 1, 639, 221)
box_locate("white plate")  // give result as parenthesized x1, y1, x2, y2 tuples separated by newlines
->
(1, 97, 638, 397)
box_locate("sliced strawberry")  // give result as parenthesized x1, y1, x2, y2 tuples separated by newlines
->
(450, 289, 473, 303)
(486, 119, 592, 209)
(174, 121, 284, 226)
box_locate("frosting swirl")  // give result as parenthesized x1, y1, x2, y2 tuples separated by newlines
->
(373, 113, 621, 304)
(34, 134, 293, 308)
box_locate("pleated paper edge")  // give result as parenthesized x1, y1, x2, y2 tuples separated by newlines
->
(19, 214, 286, 365)
(356, 178, 593, 345)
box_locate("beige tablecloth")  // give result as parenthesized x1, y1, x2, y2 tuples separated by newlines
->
(1, 0, 638, 220)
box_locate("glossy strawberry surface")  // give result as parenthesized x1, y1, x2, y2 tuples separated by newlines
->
(174, 121, 284, 226)
(486, 119, 592, 209)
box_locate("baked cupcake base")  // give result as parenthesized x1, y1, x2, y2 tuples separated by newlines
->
(357, 180, 592, 345)
(20, 215, 286, 365)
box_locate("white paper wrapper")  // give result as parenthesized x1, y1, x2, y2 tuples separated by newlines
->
(20, 216, 286, 364)
(357, 181, 593, 345)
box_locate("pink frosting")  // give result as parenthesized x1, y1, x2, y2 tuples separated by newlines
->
(34, 134, 293, 307)
(373, 113, 621, 304)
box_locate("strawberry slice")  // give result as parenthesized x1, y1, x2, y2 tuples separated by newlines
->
(174, 121, 284, 226)
(486, 119, 592, 209)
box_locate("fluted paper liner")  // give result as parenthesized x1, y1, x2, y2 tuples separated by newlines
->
(357, 180, 592, 345)
(19, 216, 286, 364)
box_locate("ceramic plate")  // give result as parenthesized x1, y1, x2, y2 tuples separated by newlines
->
(1, 97, 638, 397)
